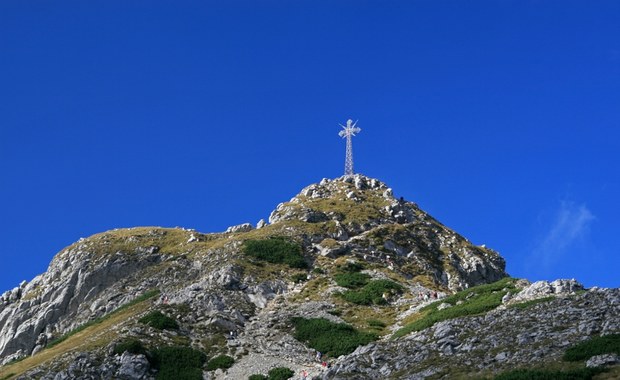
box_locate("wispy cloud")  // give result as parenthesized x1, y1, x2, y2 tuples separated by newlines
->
(530, 201, 595, 269)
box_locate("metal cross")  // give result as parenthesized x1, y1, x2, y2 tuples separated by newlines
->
(339, 119, 361, 176)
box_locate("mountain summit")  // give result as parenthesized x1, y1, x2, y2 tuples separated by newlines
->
(0, 176, 618, 379)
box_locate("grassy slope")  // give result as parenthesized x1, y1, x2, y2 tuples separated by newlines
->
(0, 296, 155, 379)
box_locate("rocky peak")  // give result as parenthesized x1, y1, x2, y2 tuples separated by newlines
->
(269, 174, 414, 228)
(268, 175, 507, 290)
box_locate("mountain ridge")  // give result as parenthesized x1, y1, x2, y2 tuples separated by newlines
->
(0, 175, 617, 379)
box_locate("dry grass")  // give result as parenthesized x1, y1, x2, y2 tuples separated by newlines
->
(0, 297, 154, 378)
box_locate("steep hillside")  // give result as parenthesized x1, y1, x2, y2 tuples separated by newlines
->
(0, 175, 617, 380)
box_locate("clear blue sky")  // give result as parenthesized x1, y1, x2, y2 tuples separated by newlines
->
(1, 1, 618, 293)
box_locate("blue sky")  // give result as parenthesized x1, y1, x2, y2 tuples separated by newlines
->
(1, 1, 618, 293)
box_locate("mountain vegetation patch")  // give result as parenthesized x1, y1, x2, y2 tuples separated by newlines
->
(494, 367, 605, 380)
(113, 339, 147, 355)
(334, 272, 371, 288)
(563, 334, 620, 362)
(206, 354, 235, 371)
(150, 346, 206, 380)
(291, 317, 377, 357)
(266, 367, 295, 380)
(139, 311, 179, 331)
(243, 237, 307, 269)
(393, 278, 516, 339)
(341, 279, 404, 305)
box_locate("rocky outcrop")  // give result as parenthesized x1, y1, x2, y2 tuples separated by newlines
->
(0, 229, 190, 364)
(225, 223, 254, 234)
(504, 279, 584, 305)
(18, 351, 154, 380)
(323, 288, 620, 379)
(268, 175, 507, 291)
(586, 353, 620, 368)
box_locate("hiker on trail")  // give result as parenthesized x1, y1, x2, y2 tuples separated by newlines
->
(315, 351, 322, 362)
(301, 369, 308, 380)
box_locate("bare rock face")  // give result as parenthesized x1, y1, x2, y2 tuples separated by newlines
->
(586, 353, 620, 368)
(506, 279, 585, 305)
(118, 352, 151, 379)
(0, 229, 181, 364)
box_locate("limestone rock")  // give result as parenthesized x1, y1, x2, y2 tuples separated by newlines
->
(509, 279, 584, 304)
(117, 352, 150, 379)
(586, 353, 620, 368)
(226, 223, 254, 233)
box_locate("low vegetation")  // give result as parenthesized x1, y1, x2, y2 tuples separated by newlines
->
(243, 238, 307, 269)
(150, 346, 206, 380)
(341, 279, 404, 305)
(393, 278, 516, 339)
(248, 375, 268, 380)
(291, 317, 376, 357)
(48, 289, 160, 348)
(266, 367, 295, 380)
(206, 355, 235, 371)
(563, 334, 620, 362)
(334, 272, 371, 288)
(248, 367, 294, 380)
(139, 311, 179, 330)
(494, 367, 605, 380)
(367, 319, 386, 329)
(113, 339, 147, 355)
(291, 273, 308, 283)
(0, 291, 157, 380)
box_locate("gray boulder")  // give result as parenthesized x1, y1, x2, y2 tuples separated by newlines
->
(586, 353, 620, 368)
(117, 352, 150, 379)
(226, 223, 254, 233)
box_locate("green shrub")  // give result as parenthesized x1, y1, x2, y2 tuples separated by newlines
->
(243, 238, 307, 269)
(139, 311, 179, 330)
(206, 355, 235, 371)
(150, 346, 206, 380)
(334, 272, 371, 288)
(341, 279, 404, 305)
(312, 267, 325, 274)
(367, 319, 386, 328)
(393, 278, 516, 339)
(563, 334, 620, 362)
(114, 339, 147, 355)
(494, 367, 605, 380)
(291, 317, 377, 357)
(267, 367, 295, 380)
(291, 273, 308, 283)
(248, 375, 268, 380)
(156, 367, 203, 380)
(338, 261, 365, 273)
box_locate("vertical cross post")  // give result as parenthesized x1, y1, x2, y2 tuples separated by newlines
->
(338, 119, 361, 177)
